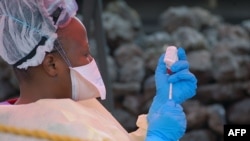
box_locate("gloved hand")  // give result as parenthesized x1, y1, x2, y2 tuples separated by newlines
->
(146, 100, 186, 141)
(149, 47, 197, 114)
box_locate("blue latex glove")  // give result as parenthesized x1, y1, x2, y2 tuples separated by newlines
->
(149, 47, 197, 114)
(146, 100, 186, 141)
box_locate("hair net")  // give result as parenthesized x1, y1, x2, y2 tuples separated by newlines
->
(0, 0, 78, 69)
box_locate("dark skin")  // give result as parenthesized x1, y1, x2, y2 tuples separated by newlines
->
(14, 17, 93, 105)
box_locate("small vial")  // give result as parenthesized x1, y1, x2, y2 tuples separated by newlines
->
(163, 46, 178, 100)
(164, 46, 178, 74)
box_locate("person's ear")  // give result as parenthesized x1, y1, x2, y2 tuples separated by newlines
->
(42, 54, 58, 77)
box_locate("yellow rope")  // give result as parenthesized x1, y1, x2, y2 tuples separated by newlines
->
(0, 124, 87, 141)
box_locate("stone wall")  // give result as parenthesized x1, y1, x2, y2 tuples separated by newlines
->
(99, 1, 250, 141)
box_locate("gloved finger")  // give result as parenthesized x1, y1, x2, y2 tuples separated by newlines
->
(168, 70, 197, 83)
(171, 60, 189, 73)
(155, 72, 168, 87)
(172, 82, 197, 104)
(155, 54, 167, 75)
(156, 48, 187, 75)
(155, 54, 169, 87)
(177, 47, 187, 60)
(168, 71, 197, 104)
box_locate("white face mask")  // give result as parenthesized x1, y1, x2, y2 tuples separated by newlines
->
(69, 59, 106, 101)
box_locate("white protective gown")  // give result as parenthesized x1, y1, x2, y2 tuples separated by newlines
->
(0, 98, 148, 141)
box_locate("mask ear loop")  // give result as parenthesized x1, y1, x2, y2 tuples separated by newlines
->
(50, 8, 72, 67)
(86, 56, 91, 63)
(53, 39, 72, 67)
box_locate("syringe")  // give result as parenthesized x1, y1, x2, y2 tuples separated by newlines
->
(163, 46, 178, 100)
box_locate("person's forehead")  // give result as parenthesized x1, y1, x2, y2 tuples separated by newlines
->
(58, 17, 86, 35)
(56, 17, 89, 63)
(57, 18, 88, 45)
